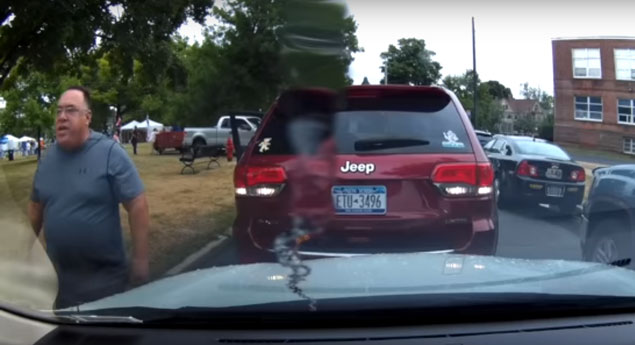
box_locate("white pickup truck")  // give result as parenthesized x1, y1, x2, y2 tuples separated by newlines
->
(183, 115, 261, 148)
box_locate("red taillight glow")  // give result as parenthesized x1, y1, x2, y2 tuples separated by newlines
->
(517, 160, 539, 178)
(234, 166, 287, 196)
(570, 169, 586, 182)
(432, 163, 494, 196)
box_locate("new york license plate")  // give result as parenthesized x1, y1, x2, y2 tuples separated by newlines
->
(332, 186, 387, 215)
(546, 185, 565, 197)
(546, 167, 563, 179)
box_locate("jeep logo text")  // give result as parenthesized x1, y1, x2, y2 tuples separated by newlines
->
(340, 161, 375, 174)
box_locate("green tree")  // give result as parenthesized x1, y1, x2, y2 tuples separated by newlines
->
(515, 114, 538, 135)
(168, 36, 224, 126)
(442, 70, 479, 102)
(538, 113, 554, 141)
(484, 80, 512, 99)
(0, 0, 214, 88)
(279, 0, 362, 87)
(179, 0, 361, 125)
(442, 70, 506, 132)
(474, 85, 504, 133)
(0, 71, 57, 136)
(380, 38, 442, 85)
(520, 82, 553, 114)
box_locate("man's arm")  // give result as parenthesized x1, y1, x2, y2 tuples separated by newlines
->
(123, 193, 150, 285)
(28, 201, 43, 237)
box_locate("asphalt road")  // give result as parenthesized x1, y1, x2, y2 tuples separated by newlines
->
(184, 205, 582, 271)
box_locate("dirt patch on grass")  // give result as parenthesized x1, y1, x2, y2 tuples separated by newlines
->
(0, 143, 236, 279)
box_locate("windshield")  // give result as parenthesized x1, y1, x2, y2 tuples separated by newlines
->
(247, 117, 262, 127)
(3, 0, 635, 329)
(334, 109, 473, 154)
(516, 141, 571, 160)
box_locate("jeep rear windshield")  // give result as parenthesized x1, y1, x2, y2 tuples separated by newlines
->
(253, 99, 473, 155)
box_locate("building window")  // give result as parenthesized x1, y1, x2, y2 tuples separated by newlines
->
(624, 138, 635, 155)
(615, 49, 635, 81)
(618, 99, 635, 125)
(572, 48, 601, 79)
(574, 96, 603, 121)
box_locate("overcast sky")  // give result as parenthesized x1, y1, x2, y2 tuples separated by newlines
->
(345, 0, 635, 98)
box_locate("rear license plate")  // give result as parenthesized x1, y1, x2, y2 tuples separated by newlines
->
(546, 167, 563, 179)
(546, 185, 565, 197)
(332, 186, 387, 215)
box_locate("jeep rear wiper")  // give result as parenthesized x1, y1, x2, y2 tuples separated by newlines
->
(354, 138, 430, 151)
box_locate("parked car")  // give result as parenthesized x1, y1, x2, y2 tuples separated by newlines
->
(183, 115, 261, 149)
(581, 164, 635, 267)
(232, 85, 498, 263)
(475, 129, 493, 146)
(484, 135, 585, 214)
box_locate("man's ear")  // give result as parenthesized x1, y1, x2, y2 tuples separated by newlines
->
(85, 110, 92, 126)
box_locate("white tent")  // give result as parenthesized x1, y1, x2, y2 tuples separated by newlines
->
(18, 136, 36, 142)
(1, 134, 19, 150)
(120, 120, 140, 131)
(137, 119, 164, 131)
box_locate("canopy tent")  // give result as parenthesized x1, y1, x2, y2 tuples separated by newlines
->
(120, 120, 140, 131)
(137, 119, 164, 131)
(119, 118, 164, 143)
(0, 135, 19, 150)
(18, 136, 36, 142)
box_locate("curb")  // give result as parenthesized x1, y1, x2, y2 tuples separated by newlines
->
(164, 230, 232, 277)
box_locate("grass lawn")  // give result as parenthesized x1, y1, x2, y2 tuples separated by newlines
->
(560, 143, 635, 164)
(0, 143, 236, 279)
(579, 162, 598, 200)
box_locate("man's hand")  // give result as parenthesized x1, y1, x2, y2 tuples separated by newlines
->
(28, 201, 43, 237)
(123, 194, 150, 286)
(130, 258, 150, 287)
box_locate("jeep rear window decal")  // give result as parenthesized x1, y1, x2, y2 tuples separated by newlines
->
(259, 137, 272, 152)
(442, 130, 465, 149)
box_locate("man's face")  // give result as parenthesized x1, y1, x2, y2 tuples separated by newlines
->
(56, 90, 92, 150)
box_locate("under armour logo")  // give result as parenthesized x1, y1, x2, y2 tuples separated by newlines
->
(78, 168, 88, 174)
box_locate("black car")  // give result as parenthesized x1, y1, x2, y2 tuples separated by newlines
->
(484, 135, 586, 214)
(475, 129, 493, 146)
(581, 165, 635, 267)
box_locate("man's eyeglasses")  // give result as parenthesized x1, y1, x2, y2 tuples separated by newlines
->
(56, 107, 88, 117)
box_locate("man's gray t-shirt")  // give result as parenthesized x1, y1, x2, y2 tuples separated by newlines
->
(31, 131, 144, 306)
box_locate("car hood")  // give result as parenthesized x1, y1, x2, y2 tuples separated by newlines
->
(77, 253, 635, 311)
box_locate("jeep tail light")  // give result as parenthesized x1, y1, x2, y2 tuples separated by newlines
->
(234, 166, 287, 197)
(517, 160, 539, 178)
(432, 163, 494, 197)
(570, 169, 586, 182)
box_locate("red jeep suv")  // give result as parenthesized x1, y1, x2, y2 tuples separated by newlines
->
(233, 85, 497, 263)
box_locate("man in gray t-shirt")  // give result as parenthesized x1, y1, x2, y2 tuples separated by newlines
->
(29, 86, 150, 309)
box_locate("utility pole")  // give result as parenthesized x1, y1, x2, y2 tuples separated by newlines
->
(384, 59, 388, 85)
(472, 17, 477, 126)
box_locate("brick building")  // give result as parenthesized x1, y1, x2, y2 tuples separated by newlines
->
(553, 37, 635, 154)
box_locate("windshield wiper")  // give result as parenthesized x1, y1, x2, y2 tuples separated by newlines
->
(354, 138, 430, 151)
(56, 313, 143, 324)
